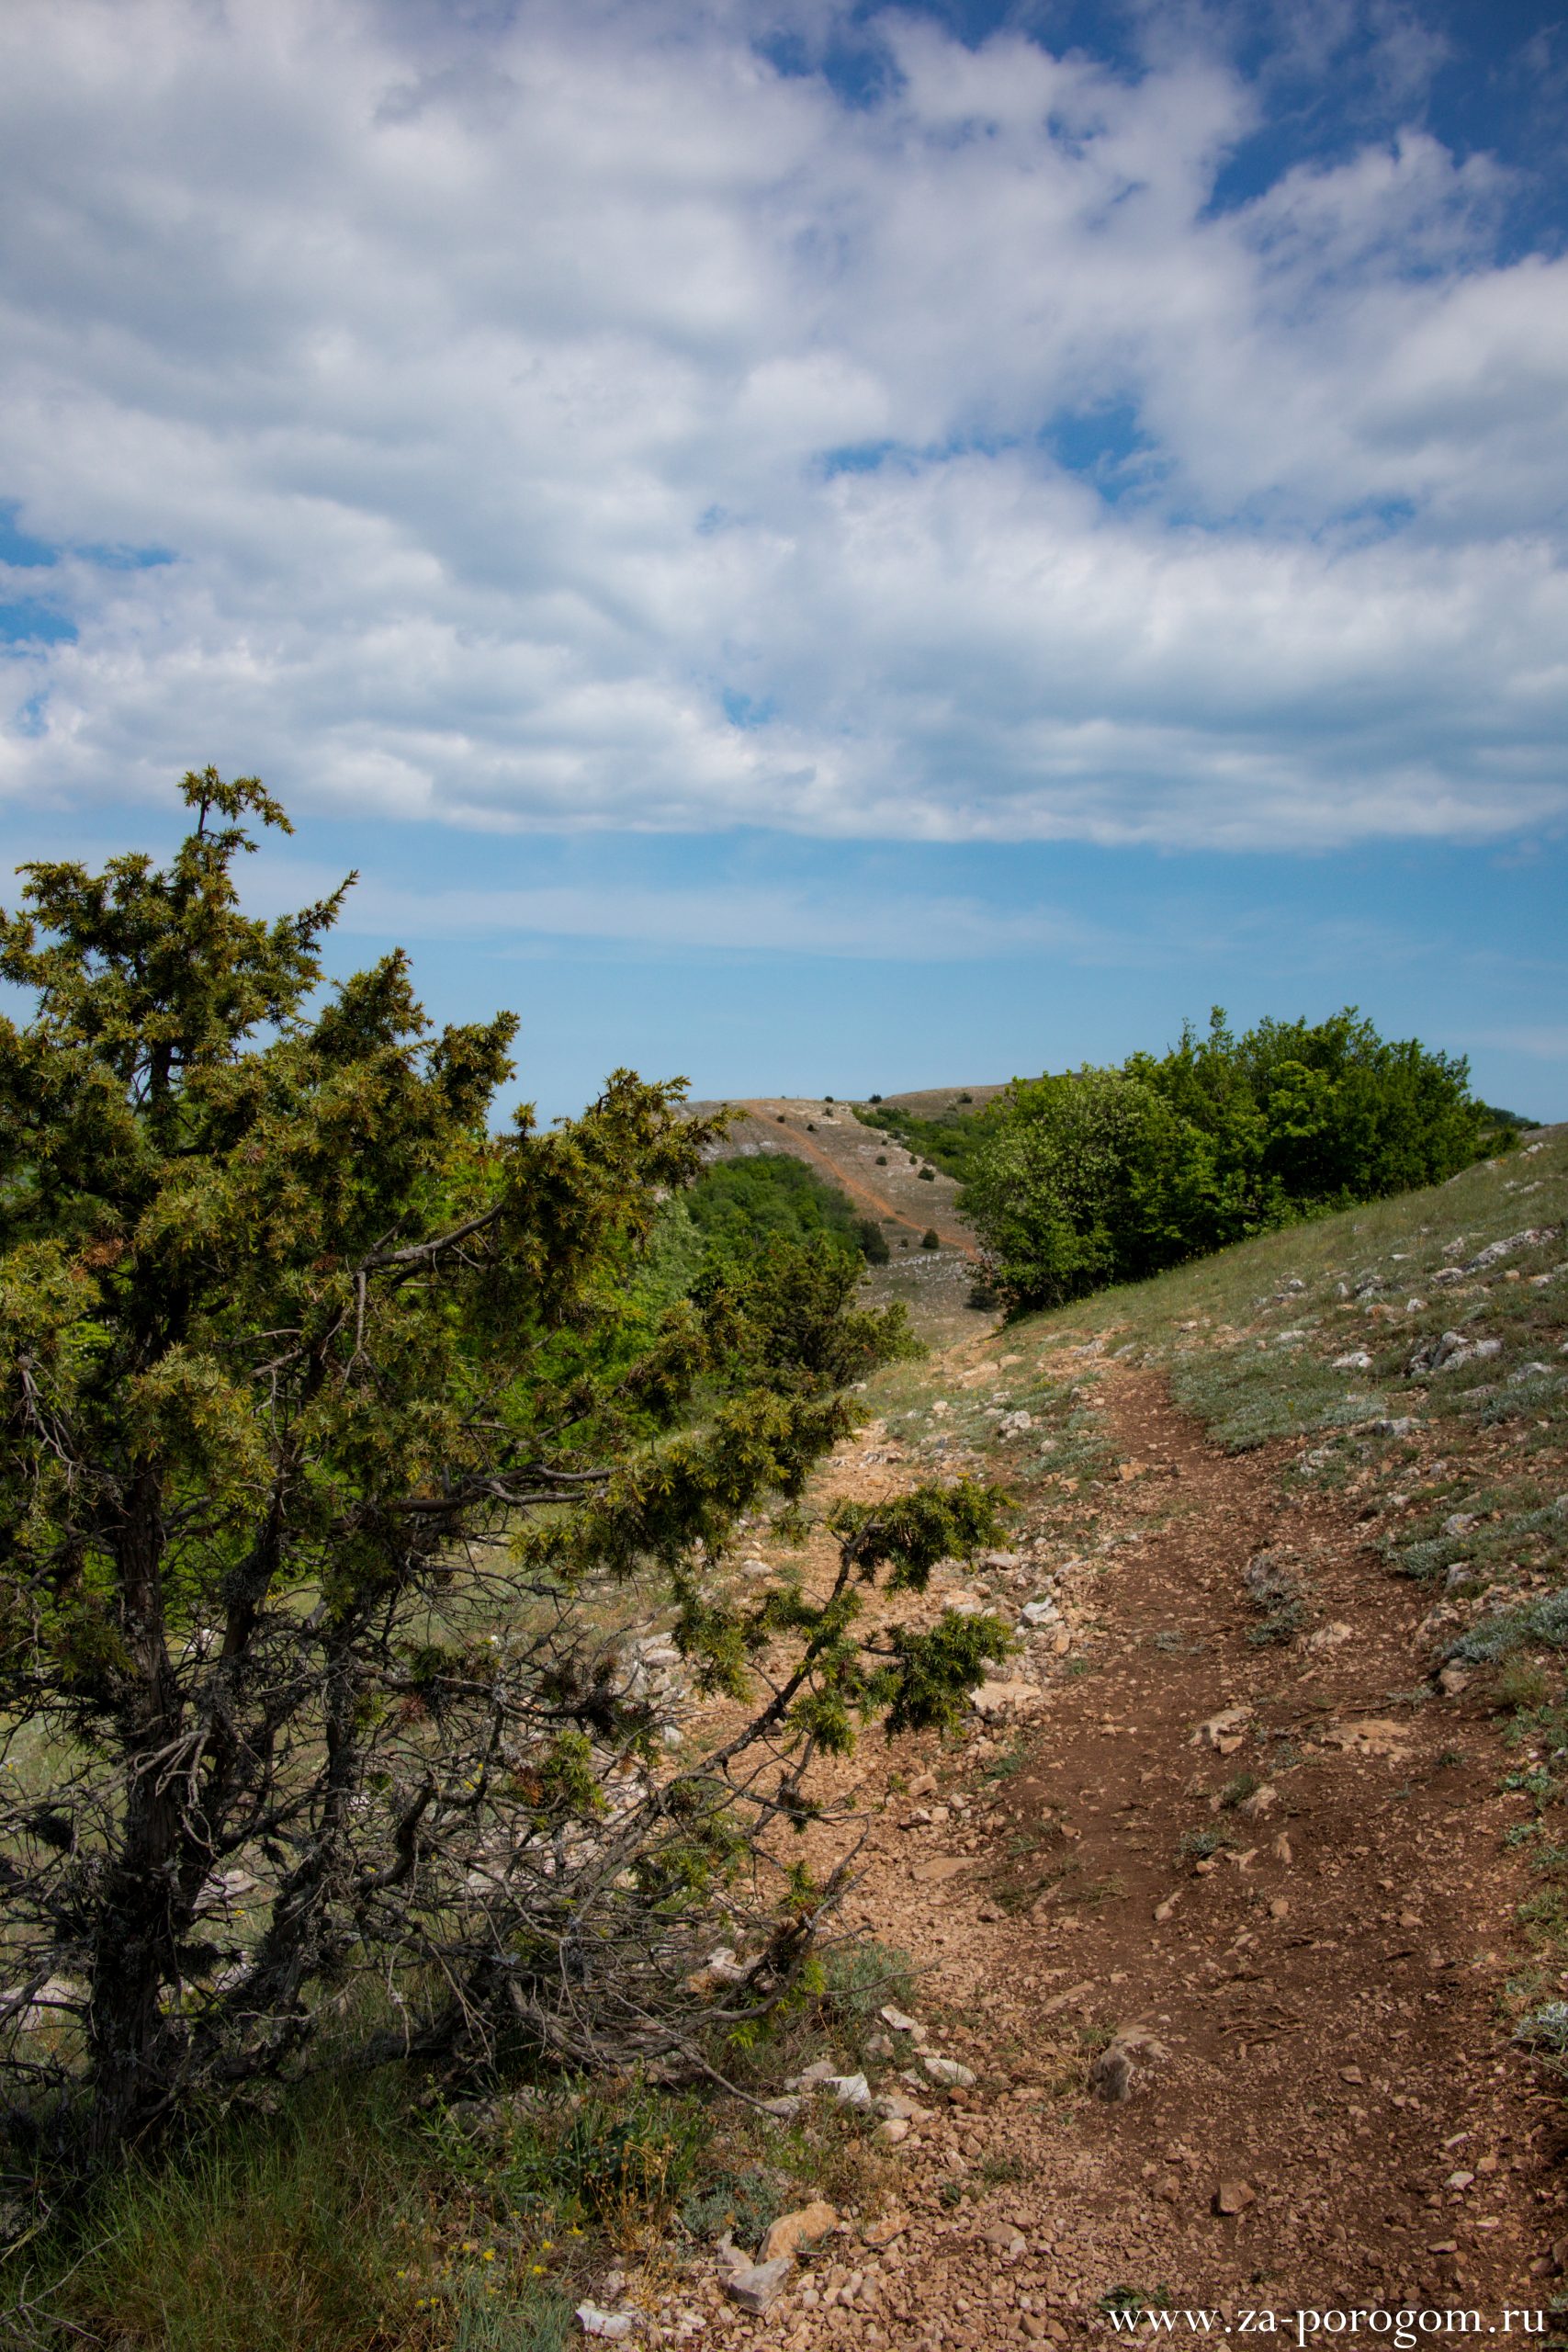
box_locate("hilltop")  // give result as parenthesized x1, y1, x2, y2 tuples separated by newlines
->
(690, 1092, 1000, 1345)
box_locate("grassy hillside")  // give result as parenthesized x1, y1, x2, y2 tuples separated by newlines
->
(852, 1093, 999, 1185)
(16, 1126, 1564, 2346)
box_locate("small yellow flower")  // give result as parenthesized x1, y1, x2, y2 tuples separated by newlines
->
(481, 2248, 496, 2262)
(531, 2264, 546, 2277)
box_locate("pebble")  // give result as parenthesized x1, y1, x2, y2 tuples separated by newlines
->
(824, 2072, 873, 2109)
(578, 2306, 635, 2340)
(720, 2257, 792, 2315)
(762, 2201, 837, 2263)
(1192, 1706, 1251, 1753)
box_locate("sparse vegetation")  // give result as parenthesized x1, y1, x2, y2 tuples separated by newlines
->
(852, 1095, 1002, 1184)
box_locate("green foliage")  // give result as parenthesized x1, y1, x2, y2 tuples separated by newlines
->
(1178, 1826, 1234, 1861)
(960, 1007, 1488, 1312)
(1454, 1589, 1568, 1664)
(679, 2167, 787, 2251)
(0, 773, 991, 2188)
(685, 1152, 863, 1261)
(13, 2074, 442, 2352)
(919, 1228, 939, 1250)
(852, 1096, 1001, 1182)
(1476, 1102, 1539, 1134)
(819, 1938, 916, 2026)
(500, 2088, 705, 2223)
(13, 2068, 707, 2350)
(637, 1155, 888, 1312)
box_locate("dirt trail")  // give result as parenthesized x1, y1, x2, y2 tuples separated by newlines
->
(738, 1348, 1565, 2345)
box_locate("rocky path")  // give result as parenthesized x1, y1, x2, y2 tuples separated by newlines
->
(716, 1339, 1567, 2344)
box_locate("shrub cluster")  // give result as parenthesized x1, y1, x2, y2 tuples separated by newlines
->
(641, 1153, 886, 1301)
(961, 1007, 1503, 1313)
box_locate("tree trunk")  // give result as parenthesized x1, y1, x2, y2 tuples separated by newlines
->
(86, 1464, 190, 2155)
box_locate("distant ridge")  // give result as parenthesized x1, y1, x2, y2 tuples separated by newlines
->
(868, 1083, 1008, 1114)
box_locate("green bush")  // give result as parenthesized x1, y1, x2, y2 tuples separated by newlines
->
(820, 1938, 916, 2026)
(502, 2089, 705, 2225)
(682, 1157, 864, 1270)
(961, 1007, 1489, 1313)
(919, 1229, 940, 1250)
(857, 1216, 891, 1264)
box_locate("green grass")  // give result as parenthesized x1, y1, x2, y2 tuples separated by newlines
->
(10, 2075, 448, 2351)
(4, 2057, 829, 2350)
(1178, 1826, 1235, 1862)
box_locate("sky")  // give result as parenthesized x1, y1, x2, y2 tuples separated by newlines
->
(1, 0, 1565, 1123)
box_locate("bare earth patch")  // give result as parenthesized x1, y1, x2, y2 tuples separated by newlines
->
(697, 1328, 1567, 2346)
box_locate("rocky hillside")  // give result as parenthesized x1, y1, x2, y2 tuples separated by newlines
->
(690, 1093, 995, 1345)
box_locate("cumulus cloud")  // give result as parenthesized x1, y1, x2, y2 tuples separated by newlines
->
(0, 0, 1564, 851)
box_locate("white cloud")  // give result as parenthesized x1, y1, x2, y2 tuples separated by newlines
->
(0, 0, 1564, 851)
(308, 871, 1114, 962)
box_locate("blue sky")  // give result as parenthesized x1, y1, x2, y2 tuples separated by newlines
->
(2, 0, 1565, 1122)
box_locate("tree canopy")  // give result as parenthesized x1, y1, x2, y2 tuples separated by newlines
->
(960, 1007, 1493, 1314)
(0, 773, 1007, 2183)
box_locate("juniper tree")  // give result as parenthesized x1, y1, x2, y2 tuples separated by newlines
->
(0, 772, 1008, 2177)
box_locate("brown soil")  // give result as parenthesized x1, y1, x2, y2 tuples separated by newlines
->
(722, 1342, 1567, 2346)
